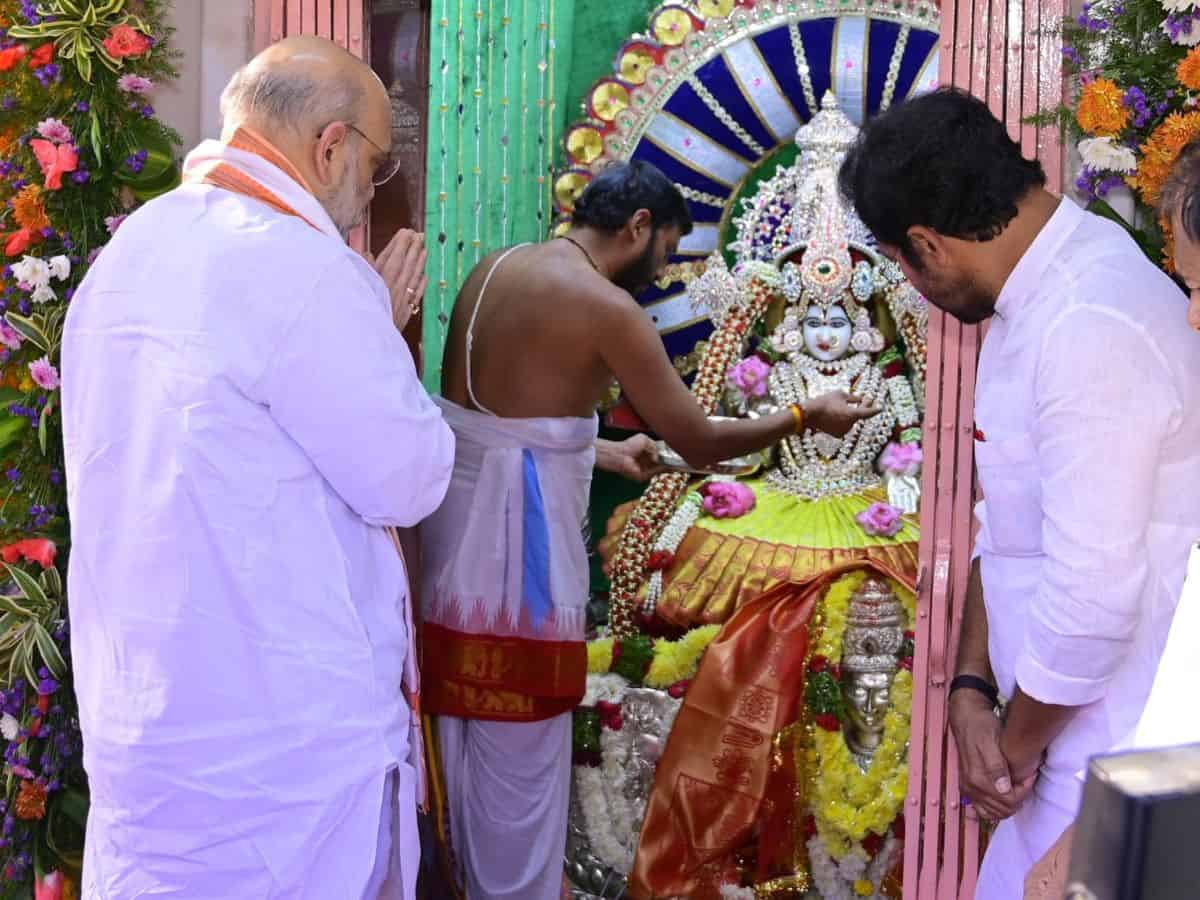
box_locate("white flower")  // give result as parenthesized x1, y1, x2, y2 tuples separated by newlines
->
(31, 282, 57, 305)
(1163, 0, 1200, 13)
(1078, 136, 1138, 174)
(11, 256, 51, 290)
(48, 255, 71, 282)
(783, 329, 803, 351)
(0, 713, 18, 741)
(1164, 14, 1200, 45)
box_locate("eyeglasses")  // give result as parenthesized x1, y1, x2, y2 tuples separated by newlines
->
(345, 123, 403, 186)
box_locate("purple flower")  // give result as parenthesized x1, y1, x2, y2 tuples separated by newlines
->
(5, 469, 19, 484)
(48, 469, 62, 485)
(75, 100, 90, 112)
(0, 97, 14, 111)
(39, 226, 54, 239)
(141, 104, 155, 118)
(33, 63, 60, 87)
(1063, 45, 1081, 66)
(36, 678, 57, 696)
(71, 169, 90, 185)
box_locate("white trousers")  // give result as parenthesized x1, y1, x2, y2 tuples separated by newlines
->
(438, 713, 572, 900)
(974, 793, 1073, 900)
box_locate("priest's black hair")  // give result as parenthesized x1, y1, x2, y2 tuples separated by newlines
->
(572, 160, 693, 236)
(839, 87, 1045, 262)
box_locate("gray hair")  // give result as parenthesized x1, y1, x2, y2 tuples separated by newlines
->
(1161, 137, 1200, 245)
(219, 62, 363, 134)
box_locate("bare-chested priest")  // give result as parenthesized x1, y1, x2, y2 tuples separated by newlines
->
(419, 160, 874, 900)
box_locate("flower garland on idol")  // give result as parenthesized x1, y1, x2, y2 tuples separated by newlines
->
(0, 1, 180, 894)
(1037, 0, 1200, 271)
(802, 571, 915, 900)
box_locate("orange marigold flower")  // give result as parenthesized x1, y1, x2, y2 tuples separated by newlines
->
(1128, 111, 1200, 206)
(12, 185, 50, 233)
(14, 779, 48, 820)
(1180, 47, 1200, 92)
(0, 126, 19, 157)
(1076, 78, 1129, 137)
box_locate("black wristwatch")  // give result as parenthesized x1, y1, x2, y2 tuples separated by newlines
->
(949, 673, 1000, 707)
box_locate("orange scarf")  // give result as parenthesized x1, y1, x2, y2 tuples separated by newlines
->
(183, 126, 324, 232)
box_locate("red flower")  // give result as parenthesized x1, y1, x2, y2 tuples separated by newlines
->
(808, 655, 828, 674)
(882, 359, 905, 380)
(102, 24, 152, 59)
(667, 679, 690, 699)
(0, 46, 26, 71)
(646, 550, 674, 572)
(830, 662, 842, 681)
(596, 700, 623, 731)
(802, 815, 818, 839)
(35, 871, 64, 900)
(28, 43, 54, 69)
(863, 832, 884, 858)
(899, 656, 914, 671)
(814, 713, 841, 732)
(893, 814, 906, 841)
(0, 538, 58, 569)
(903, 630, 915, 641)
(4, 228, 37, 257)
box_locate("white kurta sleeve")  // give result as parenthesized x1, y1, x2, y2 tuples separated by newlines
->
(1014, 306, 1179, 706)
(259, 255, 455, 527)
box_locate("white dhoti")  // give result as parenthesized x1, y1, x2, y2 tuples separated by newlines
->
(420, 397, 597, 900)
(438, 714, 573, 899)
(974, 792, 1074, 900)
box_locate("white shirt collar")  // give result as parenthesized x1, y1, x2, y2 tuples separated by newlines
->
(994, 197, 1083, 319)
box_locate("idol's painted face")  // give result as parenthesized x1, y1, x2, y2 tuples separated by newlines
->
(802, 303, 853, 362)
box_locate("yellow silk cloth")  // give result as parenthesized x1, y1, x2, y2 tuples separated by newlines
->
(604, 479, 919, 627)
(627, 558, 916, 900)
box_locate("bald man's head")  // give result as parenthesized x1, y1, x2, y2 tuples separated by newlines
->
(220, 36, 386, 138)
(218, 36, 396, 239)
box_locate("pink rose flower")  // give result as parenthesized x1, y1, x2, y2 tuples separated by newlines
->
(29, 356, 60, 391)
(0, 321, 22, 350)
(880, 441, 923, 476)
(726, 356, 771, 400)
(35, 118, 72, 145)
(35, 871, 64, 900)
(117, 74, 154, 94)
(701, 481, 756, 519)
(856, 502, 904, 538)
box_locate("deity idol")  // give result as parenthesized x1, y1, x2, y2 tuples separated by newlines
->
(568, 95, 926, 900)
(604, 92, 927, 630)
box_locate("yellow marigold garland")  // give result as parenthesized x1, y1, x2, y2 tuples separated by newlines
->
(804, 572, 916, 859)
(586, 625, 720, 686)
(1075, 77, 1129, 137)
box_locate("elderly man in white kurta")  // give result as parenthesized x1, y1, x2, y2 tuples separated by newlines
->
(60, 38, 452, 899)
(840, 88, 1200, 899)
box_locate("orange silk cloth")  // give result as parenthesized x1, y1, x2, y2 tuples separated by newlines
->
(420, 622, 586, 722)
(628, 559, 916, 900)
(183, 126, 322, 231)
(603, 491, 919, 628)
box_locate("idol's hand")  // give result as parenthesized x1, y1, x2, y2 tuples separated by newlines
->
(804, 390, 880, 437)
(375, 229, 428, 332)
(949, 689, 1035, 821)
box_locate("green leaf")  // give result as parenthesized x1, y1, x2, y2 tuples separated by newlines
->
(4, 314, 50, 353)
(57, 787, 89, 827)
(4, 562, 50, 609)
(37, 403, 50, 456)
(0, 387, 24, 408)
(32, 622, 66, 680)
(0, 412, 29, 457)
(0, 594, 35, 619)
(90, 109, 103, 167)
(39, 566, 62, 599)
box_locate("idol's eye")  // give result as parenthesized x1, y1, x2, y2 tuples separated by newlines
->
(830, 318, 849, 329)
(804, 318, 822, 329)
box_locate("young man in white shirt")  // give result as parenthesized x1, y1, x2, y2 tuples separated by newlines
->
(839, 88, 1200, 898)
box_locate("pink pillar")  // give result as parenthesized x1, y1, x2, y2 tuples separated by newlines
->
(904, 2, 1065, 898)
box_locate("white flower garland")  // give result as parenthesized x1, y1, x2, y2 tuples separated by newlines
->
(807, 830, 901, 900)
(643, 490, 703, 616)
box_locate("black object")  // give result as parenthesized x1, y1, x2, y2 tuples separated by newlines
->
(1065, 742, 1200, 900)
(948, 673, 999, 707)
